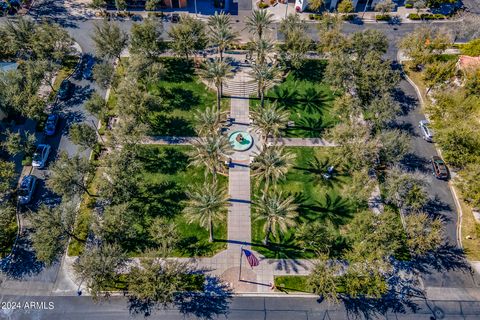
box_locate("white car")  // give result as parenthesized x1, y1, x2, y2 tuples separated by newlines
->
(18, 175, 37, 205)
(419, 120, 433, 142)
(32, 144, 51, 168)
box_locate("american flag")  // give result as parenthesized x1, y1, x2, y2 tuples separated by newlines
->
(243, 249, 259, 267)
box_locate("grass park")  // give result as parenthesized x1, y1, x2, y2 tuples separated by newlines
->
(254, 59, 337, 138)
(108, 57, 228, 136)
(69, 145, 227, 258)
(251, 147, 358, 259)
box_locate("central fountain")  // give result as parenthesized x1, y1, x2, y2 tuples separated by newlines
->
(229, 131, 253, 151)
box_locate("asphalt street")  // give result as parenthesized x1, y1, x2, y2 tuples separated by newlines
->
(2, 294, 480, 319)
(1, 2, 480, 317)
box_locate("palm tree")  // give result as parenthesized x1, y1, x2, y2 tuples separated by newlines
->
(198, 58, 234, 112)
(249, 62, 281, 108)
(194, 106, 226, 136)
(207, 12, 238, 61)
(251, 103, 290, 143)
(251, 145, 295, 192)
(189, 135, 233, 183)
(254, 190, 298, 245)
(245, 10, 274, 40)
(183, 181, 229, 242)
(248, 37, 274, 66)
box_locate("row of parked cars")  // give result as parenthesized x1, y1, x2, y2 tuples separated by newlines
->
(419, 120, 449, 180)
(18, 56, 96, 205)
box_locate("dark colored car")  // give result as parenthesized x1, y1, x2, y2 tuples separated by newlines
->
(431, 156, 448, 180)
(44, 114, 59, 136)
(58, 80, 73, 100)
(82, 56, 95, 80)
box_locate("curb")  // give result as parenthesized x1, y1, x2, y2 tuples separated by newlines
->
(397, 50, 463, 250)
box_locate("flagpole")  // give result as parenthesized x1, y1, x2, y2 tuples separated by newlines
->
(238, 246, 244, 281)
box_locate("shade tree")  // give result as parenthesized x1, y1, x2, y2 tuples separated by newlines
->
(91, 19, 129, 62)
(168, 15, 207, 61)
(73, 242, 127, 298)
(129, 18, 166, 60)
(47, 152, 94, 198)
(404, 212, 443, 256)
(30, 201, 79, 266)
(383, 166, 429, 213)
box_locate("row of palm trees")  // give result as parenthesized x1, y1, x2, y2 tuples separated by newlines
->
(183, 10, 301, 246)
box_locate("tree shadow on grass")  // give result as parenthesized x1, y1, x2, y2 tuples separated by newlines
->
(290, 60, 328, 83)
(138, 147, 190, 175)
(293, 192, 353, 227)
(285, 116, 334, 138)
(161, 58, 195, 83)
(133, 180, 186, 218)
(148, 114, 195, 136)
(164, 87, 200, 111)
(176, 236, 219, 257)
(294, 156, 346, 190)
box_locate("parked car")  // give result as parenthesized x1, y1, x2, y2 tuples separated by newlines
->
(58, 80, 73, 100)
(32, 144, 51, 168)
(419, 120, 433, 142)
(44, 114, 59, 136)
(82, 56, 95, 80)
(431, 156, 448, 180)
(18, 175, 37, 205)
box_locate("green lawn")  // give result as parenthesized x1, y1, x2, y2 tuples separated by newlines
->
(107, 57, 227, 137)
(274, 276, 311, 293)
(251, 147, 357, 259)
(146, 58, 228, 136)
(134, 145, 228, 257)
(257, 60, 337, 138)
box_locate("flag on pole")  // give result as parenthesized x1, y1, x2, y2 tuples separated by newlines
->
(242, 249, 259, 267)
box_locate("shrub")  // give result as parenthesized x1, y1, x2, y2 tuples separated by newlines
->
(405, 3, 413, 8)
(375, 14, 391, 21)
(258, 1, 269, 8)
(407, 13, 421, 19)
(460, 39, 480, 57)
(309, 14, 322, 20)
(22, 156, 32, 167)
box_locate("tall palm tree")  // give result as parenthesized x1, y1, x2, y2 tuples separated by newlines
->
(248, 37, 274, 66)
(251, 145, 295, 192)
(245, 10, 274, 40)
(254, 191, 298, 245)
(184, 181, 229, 242)
(251, 103, 290, 143)
(189, 135, 233, 183)
(207, 12, 238, 61)
(199, 58, 234, 112)
(194, 106, 226, 136)
(249, 62, 280, 108)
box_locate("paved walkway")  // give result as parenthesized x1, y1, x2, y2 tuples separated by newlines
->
(141, 136, 194, 145)
(269, 137, 337, 147)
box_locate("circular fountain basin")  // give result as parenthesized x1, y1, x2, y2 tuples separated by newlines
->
(229, 131, 254, 151)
